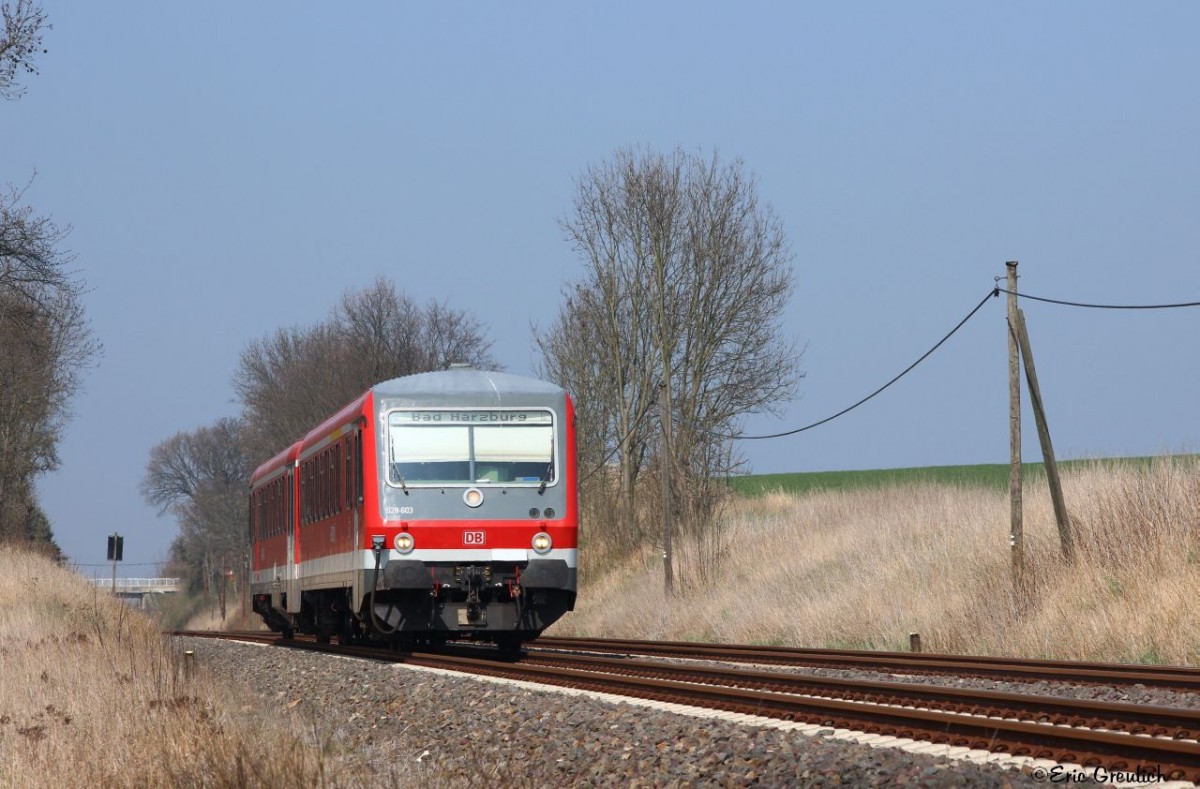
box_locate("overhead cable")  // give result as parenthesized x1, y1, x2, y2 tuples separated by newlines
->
(726, 288, 1000, 441)
(996, 288, 1200, 310)
(566, 280, 1198, 458)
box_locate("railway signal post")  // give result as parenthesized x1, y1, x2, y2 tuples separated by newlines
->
(106, 533, 123, 594)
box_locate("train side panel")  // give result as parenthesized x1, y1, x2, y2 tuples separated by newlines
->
(248, 441, 301, 633)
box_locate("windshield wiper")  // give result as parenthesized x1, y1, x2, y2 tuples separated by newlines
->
(537, 461, 553, 495)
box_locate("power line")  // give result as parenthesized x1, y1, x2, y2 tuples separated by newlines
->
(724, 288, 1000, 441)
(571, 280, 1198, 457)
(996, 288, 1200, 310)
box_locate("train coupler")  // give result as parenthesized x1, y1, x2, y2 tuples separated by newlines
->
(459, 604, 487, 626)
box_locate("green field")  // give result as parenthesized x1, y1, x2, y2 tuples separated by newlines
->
(729, 455, 1191, 497)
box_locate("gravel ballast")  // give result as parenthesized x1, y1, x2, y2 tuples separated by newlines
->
(178, 637, 1056, 787)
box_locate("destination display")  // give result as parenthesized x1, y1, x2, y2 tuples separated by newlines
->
(389, 410, 553, 425)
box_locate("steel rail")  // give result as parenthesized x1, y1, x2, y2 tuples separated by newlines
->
(533, 636, 1200, 691)
(518, 651, 1199, 741)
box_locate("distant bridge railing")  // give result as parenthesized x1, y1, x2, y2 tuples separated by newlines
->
(91, 577, 183, 594)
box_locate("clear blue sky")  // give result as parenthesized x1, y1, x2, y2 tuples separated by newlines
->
(8, 3, 1197, 572)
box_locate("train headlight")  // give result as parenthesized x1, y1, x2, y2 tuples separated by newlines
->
(463, 488, 484, 508)
(395, 532, 415, 554)
(531, 532, 552, 555)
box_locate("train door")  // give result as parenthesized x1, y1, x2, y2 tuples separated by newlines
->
(285, 466, 301, 613)
(349, 429, 363, 605)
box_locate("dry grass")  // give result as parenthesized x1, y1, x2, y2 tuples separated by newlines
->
(553, 457, 1200, 665)
(0, 547, 362, 788)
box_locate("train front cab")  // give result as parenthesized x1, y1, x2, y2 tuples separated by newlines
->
(362, 376, 578, 650)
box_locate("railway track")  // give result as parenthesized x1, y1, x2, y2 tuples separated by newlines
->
(537, 635, 1200, 692)
(179, 631, 1200, 781)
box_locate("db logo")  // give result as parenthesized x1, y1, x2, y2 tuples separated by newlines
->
(462, 531, 486, 546)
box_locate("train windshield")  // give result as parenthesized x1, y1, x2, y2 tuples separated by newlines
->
(387, 409, 555, 487)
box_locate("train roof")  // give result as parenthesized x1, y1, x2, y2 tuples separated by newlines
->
(250, 439, 303, 486)
(370, 368, 563, 400)
(251, 370, 566, 482)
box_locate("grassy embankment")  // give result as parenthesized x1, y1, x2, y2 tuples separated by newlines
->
(553, 456, 1200, 665)
(0, 546, 367, 787)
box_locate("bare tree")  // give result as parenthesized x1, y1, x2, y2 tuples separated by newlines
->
(1, 182, 74, 303)
(142, 418, 250, 508)
(537, 146, 801, 592)
(535, 283, 658, 556)
(0, 0, 47, 100)
(0, 187, 98, 545)
(141, 418, 251, 595)
(331, 277, 495, 377)
(0, 3, 91, 555)
(234, 277, 496, 463)
(234, 323, 350, 463)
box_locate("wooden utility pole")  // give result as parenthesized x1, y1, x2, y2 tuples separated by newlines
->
(658, 379, 675, 597)
(1006, 262, 1024, 591)
(1015, 309, 1075, 561)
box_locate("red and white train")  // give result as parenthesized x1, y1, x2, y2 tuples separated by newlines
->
(249, 368, 578, 651)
